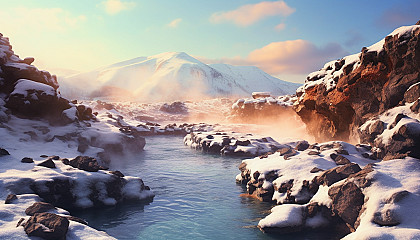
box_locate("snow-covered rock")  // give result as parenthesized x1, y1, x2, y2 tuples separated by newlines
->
(184, 131, 287, 157)
(0, 154, 154, 209)
(229, 94, 297, 122)
(0, 194, 116, 240)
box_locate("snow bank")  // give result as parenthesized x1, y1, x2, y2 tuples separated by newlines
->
(0, 194, 115, 240)
(0, 154, 154, 209)
(343, 158, 420, 239)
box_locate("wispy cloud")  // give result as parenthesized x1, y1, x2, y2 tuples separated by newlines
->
(210, 1, 295, 26)
(376, 0, 420, 28)
(99, 0, 136, 15)
(274, 23, 286, 31)
(0, 7, 86, 33)
(199, 40, 347, 76)
(167, 18, 182, 28)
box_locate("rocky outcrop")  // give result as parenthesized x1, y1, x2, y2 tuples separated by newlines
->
(185, 131, 287, 157)
(160, 101, 188, 114)
(294, 24, 420, 142)
(0, 33, 94, 123)
(230, 95, 297, 123)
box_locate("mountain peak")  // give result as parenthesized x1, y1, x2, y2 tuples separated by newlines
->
(148, 51, 201, 64)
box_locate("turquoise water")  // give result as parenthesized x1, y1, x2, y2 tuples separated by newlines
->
(73, 136, 337, 240)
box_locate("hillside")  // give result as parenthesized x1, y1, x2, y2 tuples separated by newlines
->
(60, 52, 300, 101)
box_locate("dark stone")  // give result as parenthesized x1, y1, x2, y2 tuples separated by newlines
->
(40, 155, 48, 158)
(278, 179, 294, 193)
(65, 215, 88, 225)
(283, 149, 297, 160)
(239, 162, 247, 172)
(38, 159, 56, 168)
(348, 163, 375, 188)
(21, 157, 34, 163)
(159, 101, 187, 114)
(315, 163, 361, 186)
(61, 158, 70, 165)
(310, 167, 324, 173)
(404, 83, 420, 103)
(236, 139, 251, 146)
(51, 155, 60, 160)
(23, 212, 69, 240)
(5, 194, 17, 204)
(335, 149, 349, 155)
(386, 190, 410, 203)
(308, 151, 320, 155)
(69, 156, 102, 172)
(389, 113, 408, 129)
(373, 209, 400, 226)
(277, 147, 291, 155)
(110, 170, 125, 178)
(295, 140, 309, 151)
(334, 155, 351, 165)
(410, 99, 420, 113)
(0, 148, 10, 156)
(16, 218, 25, 227)
(329, 182, 364, 229)
(25, 202, 56, 216)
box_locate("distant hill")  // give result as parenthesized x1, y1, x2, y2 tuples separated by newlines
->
(60, 52, 301, 101)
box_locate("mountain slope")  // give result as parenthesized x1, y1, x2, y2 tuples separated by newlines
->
(60, 52, 300, 101)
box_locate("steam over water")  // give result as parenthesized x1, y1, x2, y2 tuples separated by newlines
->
(72, 136, 336, 240)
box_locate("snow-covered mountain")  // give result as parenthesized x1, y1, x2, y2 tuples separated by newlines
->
(59, 52, 301, 101)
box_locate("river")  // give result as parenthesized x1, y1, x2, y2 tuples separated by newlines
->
(72, 135, 337, 240)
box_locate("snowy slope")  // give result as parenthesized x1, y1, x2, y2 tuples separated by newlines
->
(60, 52, 300, 101)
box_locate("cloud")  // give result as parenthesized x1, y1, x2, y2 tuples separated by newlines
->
(0, 7, 86, 33)
(376, 0, 420, 28)
(167, 18, 182, 28)
(210, 1, 295, 26)
(199, 40, 347, 76)
(247, 40, 347, 74)
(274, 23, 286, 31)
(99, 0, 136, 15)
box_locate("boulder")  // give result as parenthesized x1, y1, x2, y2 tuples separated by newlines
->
(328, 181, 365, 230)
(295, 140, 309, 151)
(69, 156, 102, 172)
(23, 212, 69, 240)
(21, 157, 34, 163)
(314, 163, 361, 186)
(159, 101, 188, 114)
(25, 202, 56, 216)
(37, 159, 56, 168)
(5, 194, 17, 204)
(0, 148, 10, 156)
(373, 209, 400, 226)
(404, 83, 420, 103)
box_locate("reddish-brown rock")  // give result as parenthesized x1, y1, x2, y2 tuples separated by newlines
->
(294, 25, 420, 142)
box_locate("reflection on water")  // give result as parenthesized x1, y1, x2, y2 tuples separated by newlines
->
(72, 136, 337, 240)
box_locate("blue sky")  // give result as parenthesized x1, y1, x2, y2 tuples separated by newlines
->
(0, 0, 418, 82)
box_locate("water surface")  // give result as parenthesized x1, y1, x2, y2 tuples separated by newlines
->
(73, 136, 337, 240)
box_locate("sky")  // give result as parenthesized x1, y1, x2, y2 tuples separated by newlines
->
(0, 0, 419, 83)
